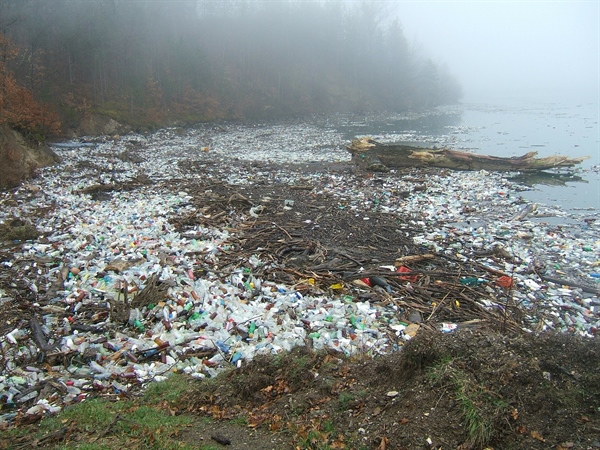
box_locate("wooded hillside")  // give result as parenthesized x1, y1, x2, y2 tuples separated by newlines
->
(0, 0, 462, 135)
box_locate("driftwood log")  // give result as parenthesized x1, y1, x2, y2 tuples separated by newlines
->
(348, 137, 589, 172)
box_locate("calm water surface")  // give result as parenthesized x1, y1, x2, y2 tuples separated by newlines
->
(455, 102, 599, 214)
(333, 101, 600, 216)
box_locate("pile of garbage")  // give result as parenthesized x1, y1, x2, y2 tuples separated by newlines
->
(0, 123, 598, 426)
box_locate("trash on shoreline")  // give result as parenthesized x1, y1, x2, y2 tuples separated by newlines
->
(0, 123, 598, 426)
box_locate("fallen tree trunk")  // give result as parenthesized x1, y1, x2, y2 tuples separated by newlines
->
(347, 137, 589, 172)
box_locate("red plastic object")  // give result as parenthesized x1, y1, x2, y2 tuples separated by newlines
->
(397, 266, 417, 282)
(496, 276, 514, 288)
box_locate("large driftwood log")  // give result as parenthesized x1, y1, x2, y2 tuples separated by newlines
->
(348, 138, 589, 172)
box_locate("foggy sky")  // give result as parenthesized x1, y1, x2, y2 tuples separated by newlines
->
(391, 1, 599, 103)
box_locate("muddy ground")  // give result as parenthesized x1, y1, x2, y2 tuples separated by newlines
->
(177, 329, 600, 450)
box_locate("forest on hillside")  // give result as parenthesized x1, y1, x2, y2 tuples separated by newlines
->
(0, 0, 462, 137)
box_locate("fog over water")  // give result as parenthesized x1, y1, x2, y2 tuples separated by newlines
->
(391, 1, 599, 104)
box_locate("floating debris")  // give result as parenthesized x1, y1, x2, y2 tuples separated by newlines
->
(0, 119, 598, 427)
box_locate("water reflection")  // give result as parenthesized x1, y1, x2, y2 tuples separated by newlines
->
(329, 111, 463, 140)
(508, 171, 587, 187)
(329, 103, 598, 214)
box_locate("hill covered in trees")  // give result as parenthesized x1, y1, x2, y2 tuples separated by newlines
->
(0, 0, 462, 137)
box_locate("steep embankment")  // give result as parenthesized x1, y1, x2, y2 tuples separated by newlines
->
(0, 124, 59, 189)
(0, 113, 131, 189)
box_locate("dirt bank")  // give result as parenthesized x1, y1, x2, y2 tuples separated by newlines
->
(0, 125, 59, 189)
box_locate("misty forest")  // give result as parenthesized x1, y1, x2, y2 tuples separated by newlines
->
(0, 0, 463, 139)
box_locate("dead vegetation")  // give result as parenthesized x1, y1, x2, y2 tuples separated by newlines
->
(176, 330, 600, 450)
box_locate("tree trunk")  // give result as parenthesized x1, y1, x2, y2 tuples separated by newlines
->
(347, 138, 589, 172)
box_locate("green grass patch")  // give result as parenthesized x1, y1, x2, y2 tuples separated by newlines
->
(455, 386, 493, 446)
(337, 391, 354, 411)
(321, 420, 335, 434)
(427, 356, 508, 448)
(228, 416, 248, 426)
(2, 396, 195, 450)
(142, 372, 191, 405)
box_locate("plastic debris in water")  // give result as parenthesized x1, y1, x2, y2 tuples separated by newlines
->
(397, 265, 417, 282)
(460, 277, 487, 286)
(496, 276, 514, 288)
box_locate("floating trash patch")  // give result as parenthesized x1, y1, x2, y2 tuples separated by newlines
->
(0, 121, 598, 427)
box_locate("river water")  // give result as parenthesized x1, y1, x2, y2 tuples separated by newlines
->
(330, 101, 600, 219)
(55, 101, 600, 220)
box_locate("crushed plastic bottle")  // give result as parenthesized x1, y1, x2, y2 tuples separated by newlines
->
(440, 323, 458, 333)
